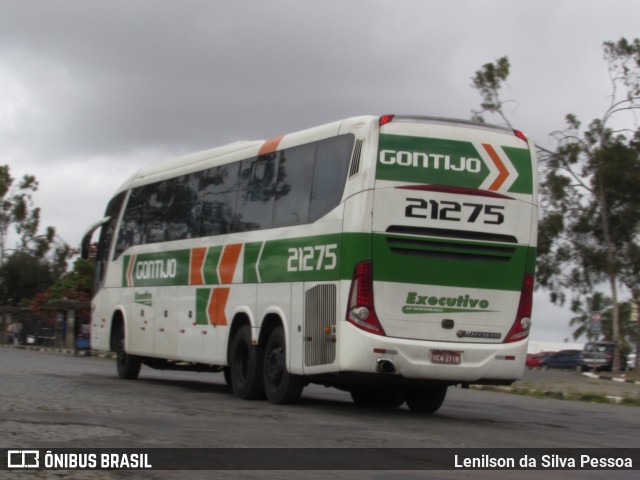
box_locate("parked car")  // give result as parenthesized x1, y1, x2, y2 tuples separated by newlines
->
(627, 353, 637, 370)
(526, 351, 555, 369)
(580, 341, 627, 372)
(539, 349, 582, 370)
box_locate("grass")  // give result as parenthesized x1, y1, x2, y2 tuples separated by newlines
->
(620, 396, 640, 407)
(597, 369, 640, 383)
(472, 384, 640, 407)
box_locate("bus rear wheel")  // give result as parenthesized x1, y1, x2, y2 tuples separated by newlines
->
(115, 322, 141, 380)
(263, 326, 304, 404)
(229, 324, 264, 399)
(403, 386, 448, 413)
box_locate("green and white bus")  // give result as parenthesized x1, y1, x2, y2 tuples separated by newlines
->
(82, 115, 537, 413)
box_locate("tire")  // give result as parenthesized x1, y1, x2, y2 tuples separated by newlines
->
(263, 326, 304, 404)
(222, 366, 232, 387)
(404, 386, 448, 413)
(115, 322, 141, 380)
(229, 324, 264, 399)
(350, 387, 405, 408)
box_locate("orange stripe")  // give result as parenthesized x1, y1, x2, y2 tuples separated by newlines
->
(190, 247, 207, 285)
(208, 287, 230, 326)
(218, 243, 242, 284)
(258, 135, 284, 156)
(127, 255, 136, 287)
(483, 144, 509, 191)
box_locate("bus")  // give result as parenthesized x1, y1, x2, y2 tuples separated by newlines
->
(82, 115, 537, 413)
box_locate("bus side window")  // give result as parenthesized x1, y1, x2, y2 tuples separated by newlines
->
(94, 192, 124, 286)
(146, 180, 173, 243)
(201, 163, 240, 237)
(235, 155, 278, 232)
(273, 144, 314, 227)
(114, 187, 146, 258)
(309, 135, 354, 221)
(166, 175, 196, 241)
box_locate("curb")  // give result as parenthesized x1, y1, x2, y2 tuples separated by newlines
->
(1, 343, 116, 359)
(581, 371, 640, 385)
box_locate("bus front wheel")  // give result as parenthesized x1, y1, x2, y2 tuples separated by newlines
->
(263, 326, 304, 404)
(229, 324, 264, 399)
(115, 322, 141, 380)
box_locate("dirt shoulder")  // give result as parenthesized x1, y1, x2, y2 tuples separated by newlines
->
(475, 368, 640, 406)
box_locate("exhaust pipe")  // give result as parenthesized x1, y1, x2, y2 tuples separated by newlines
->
(377, 358, 396, 374)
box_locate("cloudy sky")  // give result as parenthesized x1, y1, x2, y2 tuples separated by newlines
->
(1, 0, 638, 344)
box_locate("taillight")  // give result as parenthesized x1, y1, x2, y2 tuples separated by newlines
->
(504, 273, 534, 343)
(379, 114, 395, 126)
(513, 129, 528, 142)
(346, 261, 386, 336)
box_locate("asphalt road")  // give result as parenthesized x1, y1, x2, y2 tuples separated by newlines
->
(0, 347, 638, 480)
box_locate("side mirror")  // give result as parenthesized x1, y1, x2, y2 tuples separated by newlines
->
(80, 216, 110, 260)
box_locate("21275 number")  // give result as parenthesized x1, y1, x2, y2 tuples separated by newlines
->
(405, 198, 505, 225)
(287, 244, 337, 272)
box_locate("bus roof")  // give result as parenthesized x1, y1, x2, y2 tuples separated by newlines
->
(391, 115, 518, 135)
(118, 140, 263, 191)
(115, 117, 363, 192)
(114, 115, 526, 193)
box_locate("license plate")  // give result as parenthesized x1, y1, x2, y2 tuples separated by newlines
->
(431, 350, 461, 365)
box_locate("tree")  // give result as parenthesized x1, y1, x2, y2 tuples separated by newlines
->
(0, 165, 68, 259)
(0, 164, 72, 304)
(471, 56, 514, 128)
(0, 251, 54, 305)
(31, 258, 95, 312)
(46, 258, 94, 303)
(1, 165, 37, 256)
(570, 293, 635, 366)
(471, 38, 640, 371)
(569, 293, 611, 342)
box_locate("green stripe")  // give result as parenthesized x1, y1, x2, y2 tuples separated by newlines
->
(503, 146, 534, 195)
(243, 242, 263, 284)
(120, 231, 534, 292)
(372, 233, 535, 291)
(377, 134, 486, 188)
(195, 288, 211, 325)
(203, 246, 222, 285)
(339, 232, 372, 279)
(376, 134, 533, 195)
(256, 234, 342, 283)
(123, 251, 190, 287)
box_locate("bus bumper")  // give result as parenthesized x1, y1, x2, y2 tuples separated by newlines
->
(338, 322, 527, 385)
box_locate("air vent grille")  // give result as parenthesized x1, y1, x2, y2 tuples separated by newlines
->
(304, 284, 337, 367)
(348, 139, 363, 177)
(385, 226, 517, 262)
